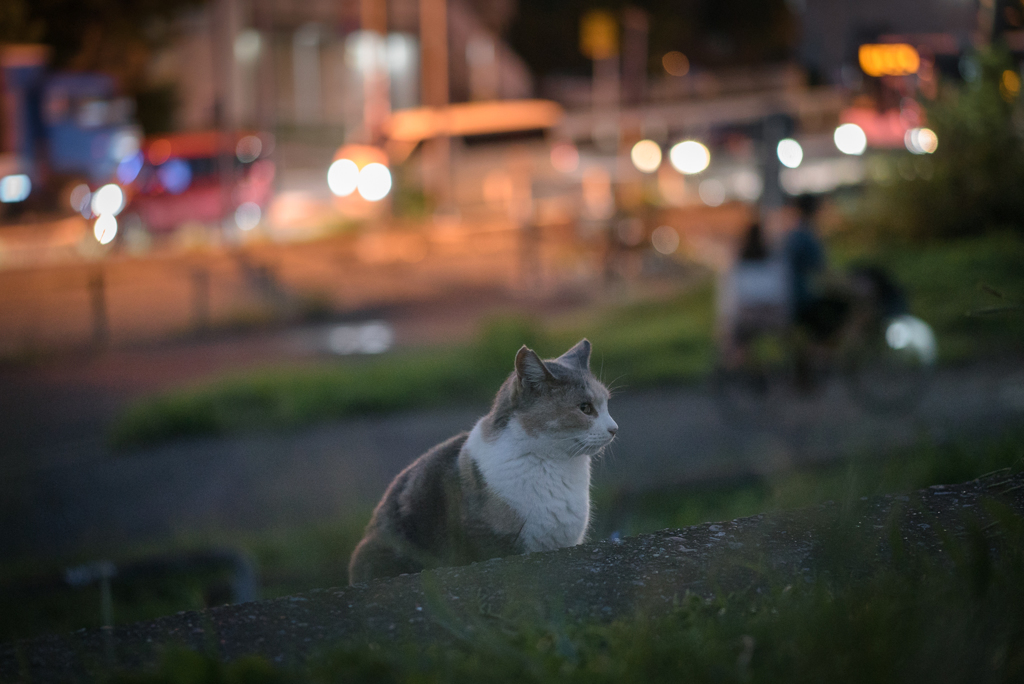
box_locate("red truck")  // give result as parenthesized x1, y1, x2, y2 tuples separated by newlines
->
(123, 130, 275, 233)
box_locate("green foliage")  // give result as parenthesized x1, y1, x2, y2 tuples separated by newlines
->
(8, 429, 1022, 646)
(109, 506, 1024, 683)
(833, 231, 1024, 360)
(108, 648, 290, 684)
(860, 47, 1024, 240)
(595, 428, 1024, 538)
(0, 559, 240, 644)
(110, 286, 716, 449)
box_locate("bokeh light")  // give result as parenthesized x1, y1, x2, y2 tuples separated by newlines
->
(0, 174, 31, 203)
(550, 143, 579, 173)
(117, 151, 144, 185)
(651, 225, 680, 254)
(669, 140, 710, 174)
(357, 163, 392, 201)
(111, 131, 140, 162)
(235, 202, 262, 230)
(662, 51, 690, 76)
(93, 214, 118, 245)
(698, 179, 726, 206)
(148, 139, 172, 165)
(236, 136, 263, 163)
(776, 138, 803, 168)
(157, 159, 192, 194)
(1000, 70, 1020, 101)
(90, 183, 125, 216)
(834, 123, 867, 155)
(905, 127, 938, 155)
(885, 315, 937, 364)
(327, 159, 359, 196)
(732, 170, 763, 201)
(328, 321, 394, 355)
(630, 139, 663, 173)
(234, 29, 262, 63)
(70, 184, 91, 214)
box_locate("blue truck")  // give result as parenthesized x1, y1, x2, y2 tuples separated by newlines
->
(0, 44, 141, 212)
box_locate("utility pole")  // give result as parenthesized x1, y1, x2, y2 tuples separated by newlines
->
(420, 0, 451, 211)
(214, 0, 239, 235)
(621, 6, 648, 106)
(361, 0, 390, 144)
(581, 10, 620, 152)
(975, 0, 996, 47)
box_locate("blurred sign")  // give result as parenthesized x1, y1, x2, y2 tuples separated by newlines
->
(580, 11, 619, 60)
(840, 107, 909, 148)
(387, 100, 563, 142)
(858, 44, 920, 77)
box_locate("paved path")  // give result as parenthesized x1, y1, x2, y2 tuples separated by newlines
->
(3, 358, 1023, 561)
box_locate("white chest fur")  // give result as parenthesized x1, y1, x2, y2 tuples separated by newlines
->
(463, 419, 591, 553)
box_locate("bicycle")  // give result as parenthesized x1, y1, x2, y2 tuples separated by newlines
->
(713, 266, 937, 420)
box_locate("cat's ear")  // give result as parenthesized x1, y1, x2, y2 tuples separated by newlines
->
(515, 345, 554, 388)
(558, 338, 591, 370)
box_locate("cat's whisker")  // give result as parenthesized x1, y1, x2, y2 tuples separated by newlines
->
(605, 374, 629, 396)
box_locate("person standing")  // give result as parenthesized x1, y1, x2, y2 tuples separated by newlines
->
(783, 194, 827, 330)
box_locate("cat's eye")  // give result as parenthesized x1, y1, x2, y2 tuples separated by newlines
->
(579, 402, 594, 415)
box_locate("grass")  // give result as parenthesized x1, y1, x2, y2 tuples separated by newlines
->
(5, 426, 1022, 648)
(99, 440, 1024, 682)
(207, 536, 1024, 684)
(833, 230, 1024, 362)
(109, 232, 1024, 449)
(593, 427, 1024, 539)
(108, 284, 718, 449)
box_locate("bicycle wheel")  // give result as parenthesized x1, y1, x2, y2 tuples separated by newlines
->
(844, 314, 936, 413)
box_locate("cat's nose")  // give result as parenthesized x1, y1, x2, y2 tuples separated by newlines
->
(607, 424, 618, 436)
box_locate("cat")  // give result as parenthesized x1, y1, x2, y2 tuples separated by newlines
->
(348, 338, 618, 583)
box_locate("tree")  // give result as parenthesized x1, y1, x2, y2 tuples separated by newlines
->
(864, 47, 1024, 241)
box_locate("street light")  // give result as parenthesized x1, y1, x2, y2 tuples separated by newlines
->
(669, 140, 710, 174)
(91, 184, 125, 216)
(357, 163, 392, 201)
(776, 138, 803, 168)
(834, 124, 867, 156)
(328, 159, 360, 196)
(630, 139, 662, 173)
(905, 127, 938, 154)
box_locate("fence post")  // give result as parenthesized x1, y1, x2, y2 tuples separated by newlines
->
(191, 264, 211, 334)
(88, 268, 108, 346)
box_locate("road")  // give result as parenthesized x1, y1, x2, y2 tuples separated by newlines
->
(3, 352, 1023, 562)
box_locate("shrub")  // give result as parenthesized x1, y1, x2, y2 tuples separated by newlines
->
(861, 47, 1024, 241)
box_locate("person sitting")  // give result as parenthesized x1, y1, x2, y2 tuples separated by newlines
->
(717, 221, 791, 364)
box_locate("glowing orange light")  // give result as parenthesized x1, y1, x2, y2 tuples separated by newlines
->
(858, 44, 920, 77)
(580, 10, 619, 60)
(1001, 70, 1021, 101)
(662, 51, 689, 77)
(387, 100, 563, 143)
